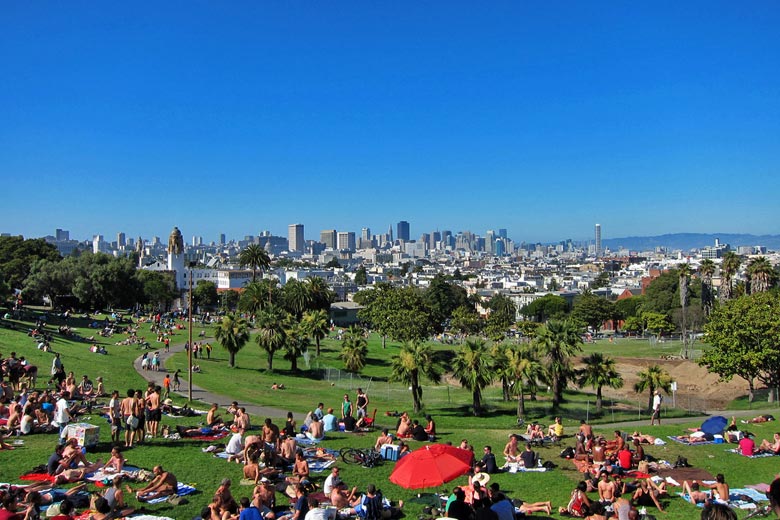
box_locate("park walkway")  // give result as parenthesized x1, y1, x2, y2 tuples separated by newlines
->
(131, 337, 780, 431)
(131, 338, 298, 421)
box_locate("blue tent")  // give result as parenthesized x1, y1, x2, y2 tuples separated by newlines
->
(701, 415, 728, 435)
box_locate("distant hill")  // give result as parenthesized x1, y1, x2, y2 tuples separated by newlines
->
(603, 233, 780, 252)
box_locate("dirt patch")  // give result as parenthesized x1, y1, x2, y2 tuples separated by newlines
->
(590, 357, 749, 410)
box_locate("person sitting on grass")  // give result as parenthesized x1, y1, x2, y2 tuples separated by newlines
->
(54, 459, 104, 485)
(759, 432, 780, 454)
(104, 446, 126, 473)
(682, 480, 709, 504)
(632, 479, 665, 512)
(207, 403, 223, 428)
(135, 465, 178, 502)
(375, 428, 394, 450)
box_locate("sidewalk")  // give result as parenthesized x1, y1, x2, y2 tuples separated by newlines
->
(132, 339, 298, 422)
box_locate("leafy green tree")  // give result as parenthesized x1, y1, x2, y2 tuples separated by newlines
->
(0, 236, 61, 290)
(719, 251, 741, 302)
(255, 305, 287, 372)
(634, 365, 672, 411)
(699, 259, 716, 317)
(214, 314, 250, 367)
(452, 339, 494, 416)
(701, 292, 780, 402)
(515, 321, 541, 338)
(193, 281, 218, 309)
(355, 284, 433, 347)
(305, 277, 335, 312)
(589, 271, 611, 290)
(485, 294, 516, 341)
(324, 258, 341, 269)
(623, 316, 644, 335)
(505, 345, 544, 419)
(449, 305, 484, 337)
(390, 341, 442, 413)
(283, 279, 312, 319)
(239, 244, 271, 283)
(642, 311, 673, 336)
(136, 270, 177, 311)
(576, 353, 623, 413)
(614, 296, 643, 321)
(354, 265, 368, 286)
(282, 315, 310, 372)
(302, 309, 330, 356)
(520, 294, 569, 322)
(340, 326, 368, 373)
(220, 290, 240, 312)
(642, 270, 680, 315)
(424, 273, 469, 332)
(239, 280, 281, 315)
(535, 319, 583, 408)
(571, 292, 613, 333)
(747, 256, 777, 294)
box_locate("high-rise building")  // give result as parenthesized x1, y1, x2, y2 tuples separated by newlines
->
(595, 224, 602, 257)
(486, 230, 496, 254)
(219, 233, 226, 246)
(337, 231, 356, 251)
(495, 239, 505, 257)
(288, 224, 304, 253)
(55, 229, 69, 241)
(92, 235, 104, 254)
(396, 221, 410, 242)
(361, 227, 371, 241)
(117, 232, 126, 247)
(498, 228, 507, 239)
(320, 230, 337, 249)
(430, 231, 441, 250)
(388, 225, 394, 243)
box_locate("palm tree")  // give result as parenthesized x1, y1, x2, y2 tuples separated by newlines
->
(340, 326, 368, 373)
(699, 259, 716, 317)
(634, 364, 672, 411)
(255, 305, 287, 372)
(214, 314, 250, 368)
(535, 319, 583, 408)
(238, 280, 270, 316)
(576, 353, 624, 414)
(305, 277, 335, 312)
(283, 279, 312, 319)
(747, 256, 776, 294)
(302, 309, 330, 356)
(282, 315, 309, 372)
(678, 264, 691, 358)
(239, 244, 271, 283)
(490, 343, 512, 401)
(452, 339, 494, 417)
(390, 341, 442, 413)
(720, 252, 741, 302)
(505, 345, 544, 420)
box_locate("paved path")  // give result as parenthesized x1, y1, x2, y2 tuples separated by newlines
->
(132, 339, 298, 421)
(132, 338, 780, 430)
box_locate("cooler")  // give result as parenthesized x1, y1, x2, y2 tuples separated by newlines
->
(65, 423, 100, 449)
(381, 443, 400, 461)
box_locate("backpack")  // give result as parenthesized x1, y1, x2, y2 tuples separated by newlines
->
(560, 447, 575, 459)
(674, 455, 690, 468)
(363, 492, 384, 520)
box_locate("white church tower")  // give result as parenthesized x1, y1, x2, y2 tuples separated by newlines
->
(167, 226, 186, 290)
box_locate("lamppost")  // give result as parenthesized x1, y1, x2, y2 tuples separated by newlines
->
(188, 263, 194, 402)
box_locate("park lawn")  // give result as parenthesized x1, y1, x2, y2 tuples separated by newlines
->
(581, 337, 709, 360)
(0, 312, 770, 520)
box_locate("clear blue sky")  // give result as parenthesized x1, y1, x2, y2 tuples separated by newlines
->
(1, 2, 778, 244)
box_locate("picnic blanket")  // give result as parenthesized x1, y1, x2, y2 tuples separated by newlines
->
(308, 459, 335, 472)
(86, 465, 141, 483)
(19, 473, 56, 483)
(667, 435, 716, 446)
(144, 482, 197, 504)
(655, 466, 714, 482)
(726, 448, 776, 458)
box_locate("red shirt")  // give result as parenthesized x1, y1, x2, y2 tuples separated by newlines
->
(739, 437, 756, 456)
(617, 448, 632, 469)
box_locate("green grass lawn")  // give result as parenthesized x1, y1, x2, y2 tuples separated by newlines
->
(0, 312, 771, 519)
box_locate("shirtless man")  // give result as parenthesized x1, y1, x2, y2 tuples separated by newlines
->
(503, 434, 520, 463)
(61, 438, 90, 469)
(263, 418, 281, 451)
(580, 420, 594, 450)
(597, 472, 618, 504)
(145, 385, 161, 438)
(286, 451, 310, 485)
(55, 459, 104, 485)
(330, 482, 357, 508)
(279, 435, 298, 464)
(207, 403, 222, 427)
(682, 481, 709, 504)
(307, 418, 324, 441)
(374, 428, 394, 451)
(759, 432, 780, 454)
(706, 474, 730, 503)
(136, 465, 178, 502)
(396, 412, 411, 437)
(612, 431, 626, 453)
(119, 390, 138, 448)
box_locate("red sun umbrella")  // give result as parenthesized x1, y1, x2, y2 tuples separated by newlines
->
(390, 444, 473, 489)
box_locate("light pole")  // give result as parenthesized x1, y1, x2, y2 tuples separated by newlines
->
(188, 263, 194, 402)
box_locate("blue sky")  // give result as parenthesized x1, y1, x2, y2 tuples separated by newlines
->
(1, 2, 778, 244)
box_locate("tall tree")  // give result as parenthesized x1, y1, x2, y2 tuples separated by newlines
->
(576, 353, 624, 413)
(519, 294, 569, 322)
(491, 343, 512, 401)
(305, 276, 335, 312)
(282, 316, 310, 372)
(452, 339, 494, 417)
(214, 314, 250, 368)
(340, 326, 368, 373)
(354, 265, 368, 286)
(747, 256, 776, 294)
(485, 294, 516, 341)
(571, 292, 613, 333)
(355, 284, 433, 347)
(535, 319, 583, 408)
(425, 273, 469, 332)
(239, 279, 281, 315)
(699, 259, 716, 317)
(634, 365, 672, 411)
(239, 244, 271, 283)
(678, 264, 691, 358)
(0, 236, 61, 290)
(719, 251, 741, 302)
(505, 345, 544, 419)
(283, 279, 313, 319)
(389, 341, 442, 413)
(449, 305, 484, 338)
(302, 309, 329, 357)
(255, 305, 287, 372)
(193, 280, 218, 309)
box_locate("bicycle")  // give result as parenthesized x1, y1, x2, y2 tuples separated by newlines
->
(340, 447, 383, 468)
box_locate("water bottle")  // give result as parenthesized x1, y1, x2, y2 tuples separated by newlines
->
(639, 506, 647, 516)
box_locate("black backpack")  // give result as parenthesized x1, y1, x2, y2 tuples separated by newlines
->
(560, 447, 575, 459)
(364, 492, 384, 520)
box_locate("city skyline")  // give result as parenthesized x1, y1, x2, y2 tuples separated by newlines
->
(2, 3, 779, 242)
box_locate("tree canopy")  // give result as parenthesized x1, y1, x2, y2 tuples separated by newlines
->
(520, 294, 569, 322)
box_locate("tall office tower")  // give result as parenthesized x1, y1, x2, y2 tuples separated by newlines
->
(442, 230, 453, 248)
(430, 231, 441, 250)
(92, 235, 104, 254)
(320, 230, 337, 249)
(495, 239, 505, 257)
(337, 231, 356, 251)
(117, 232, 126, 247)
(219, 233, 226, 246)
(396, 221, 410, 242)
(498, 228, 507, 239)
(388, 224, 394, 243)
(595, 224, 602, 257)
(486, 230, 496, 254)
(288, 224, 305, 252)
(361, 227, 371, 241)
(55, 229, 69, 241)
(420, 233, 430, 249)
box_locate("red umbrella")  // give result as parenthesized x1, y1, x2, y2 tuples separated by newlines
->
(390, 444, 472, 489)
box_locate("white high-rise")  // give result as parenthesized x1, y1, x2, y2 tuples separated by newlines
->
(288, 224, 304, 253)
(595, 224, 602, 257)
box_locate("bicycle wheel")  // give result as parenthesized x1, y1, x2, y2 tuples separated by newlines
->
(341, 448, 363, 464)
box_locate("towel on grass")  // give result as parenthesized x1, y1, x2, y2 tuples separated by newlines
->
(19, 473, 56, 483)
(667, 435, 716, 446)
(87, 465, 141, 482)
(730, 488, 769, 502)
(144, 482, 197, 504)
(308, 459, 335, 472)
(726, 448, 776, 458)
